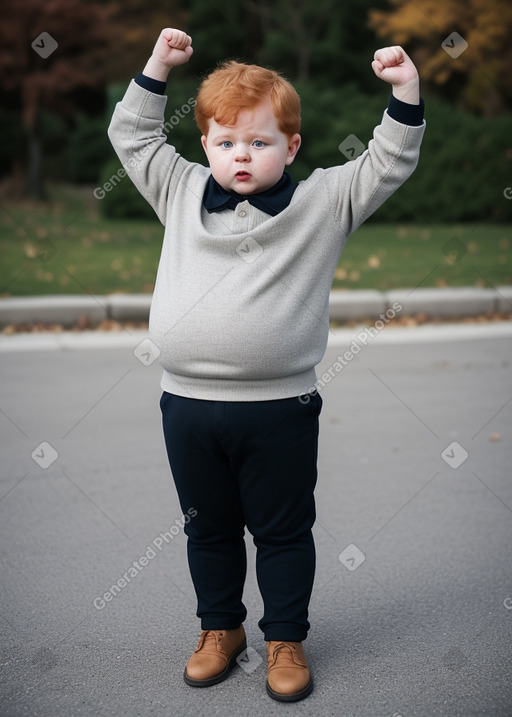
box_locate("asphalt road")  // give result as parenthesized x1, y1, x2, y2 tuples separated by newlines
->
(1, 324, 511, 717)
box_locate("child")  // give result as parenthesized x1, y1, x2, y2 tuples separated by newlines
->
(108, 28, 425, 703)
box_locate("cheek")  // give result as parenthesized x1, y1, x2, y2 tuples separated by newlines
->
(207, 150, 226, 171)
(264, 155, 287, 176)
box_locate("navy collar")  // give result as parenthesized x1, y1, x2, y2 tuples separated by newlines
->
(203, 172, 298, 217)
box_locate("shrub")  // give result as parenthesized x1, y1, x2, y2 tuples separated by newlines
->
(293, 87, 512, 223)
(68, 115, 113, 184)
(97, 158, 156, 219)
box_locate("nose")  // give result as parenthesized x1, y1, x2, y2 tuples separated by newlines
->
(234, 144, 250, 162)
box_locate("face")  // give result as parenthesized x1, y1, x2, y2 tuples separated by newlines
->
(201, 97, 301, 195)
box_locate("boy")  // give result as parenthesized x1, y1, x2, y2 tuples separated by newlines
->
(108, 28, 425, 703)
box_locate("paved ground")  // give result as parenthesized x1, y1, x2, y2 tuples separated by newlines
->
(1, 323, 511, 717)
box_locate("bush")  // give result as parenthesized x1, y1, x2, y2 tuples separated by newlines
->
(68, 115, 113, 184)
(291, 86, 512, 223)
(97, 158, 156, 219)
(373, 97, 512, 222)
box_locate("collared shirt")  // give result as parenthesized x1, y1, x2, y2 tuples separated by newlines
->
(202, 171, 298, 217)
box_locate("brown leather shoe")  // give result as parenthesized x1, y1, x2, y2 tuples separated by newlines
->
(266, 640, 313, 702)
(184, 626, 247, 687)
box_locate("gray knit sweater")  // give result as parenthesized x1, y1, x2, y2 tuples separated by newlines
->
(108, 80, 425, 401)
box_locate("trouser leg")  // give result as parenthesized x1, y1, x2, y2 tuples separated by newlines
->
(160, 392, 247, 630)
(226, 392, 322, 642)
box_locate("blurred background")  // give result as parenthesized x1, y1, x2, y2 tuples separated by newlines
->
(0, 0, 511, 297)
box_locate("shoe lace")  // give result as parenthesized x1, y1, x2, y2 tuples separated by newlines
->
(275, 641, 294, 650)
(201, 629, 224, 650)
(272, 641, 296, 659)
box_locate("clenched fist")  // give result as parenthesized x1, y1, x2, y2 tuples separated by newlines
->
(371, 46, 419, 104)
(152, 28, 193, 67)
(143, 28, 193, 81)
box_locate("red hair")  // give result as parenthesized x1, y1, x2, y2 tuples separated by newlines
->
(195, 61, 301, 138)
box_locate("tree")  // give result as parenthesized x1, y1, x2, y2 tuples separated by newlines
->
(185, 0, 388, 87)
(0, 0, 112, 198)
(368, 0, 512, 115)
(99, 0, 188, 82)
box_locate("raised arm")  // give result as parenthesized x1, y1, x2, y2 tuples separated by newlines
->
(107, 29, 195, 225)
(326, 46, 424, 236)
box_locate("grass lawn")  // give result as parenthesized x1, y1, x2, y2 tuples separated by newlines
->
(0, 185, 510, 297)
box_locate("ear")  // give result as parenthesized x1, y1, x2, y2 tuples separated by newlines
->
(285, 133, 301, 165)
(201, 135, 208, 156)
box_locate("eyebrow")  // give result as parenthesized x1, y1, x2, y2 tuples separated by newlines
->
(211, 132, 275, 142)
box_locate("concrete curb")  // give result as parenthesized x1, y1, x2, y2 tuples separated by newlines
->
(1, 287, 511, 328)
(2, 321, 512, 355)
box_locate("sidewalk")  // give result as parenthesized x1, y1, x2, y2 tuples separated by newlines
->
(1, 287, 512, 328)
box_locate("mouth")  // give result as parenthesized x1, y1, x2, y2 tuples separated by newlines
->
(235, 171, 252, 181)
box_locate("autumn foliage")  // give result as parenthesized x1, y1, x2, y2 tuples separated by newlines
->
(369, 0, 512, 115)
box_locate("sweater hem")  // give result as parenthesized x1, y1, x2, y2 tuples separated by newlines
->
(159, 368, 319, 402)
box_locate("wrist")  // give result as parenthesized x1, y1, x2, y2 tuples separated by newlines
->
(392, 77, 420, 105)
(142, 56, 172, 82)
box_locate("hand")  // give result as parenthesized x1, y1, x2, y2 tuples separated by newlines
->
(152, 28, 193, 67)
(371, 46, 419, 104)
(143, 28, 193, 81)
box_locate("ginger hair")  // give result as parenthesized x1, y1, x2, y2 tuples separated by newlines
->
(195, 60, 301, 138)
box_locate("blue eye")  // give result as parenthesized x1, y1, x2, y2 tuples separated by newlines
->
(221, 141, 232, 148)
(253, 140, 265, 148)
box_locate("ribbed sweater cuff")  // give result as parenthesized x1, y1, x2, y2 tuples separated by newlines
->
(387, 95, 425, 126)
(134, 72, 167, 95)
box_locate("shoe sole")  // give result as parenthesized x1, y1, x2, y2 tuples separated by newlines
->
(266, 677, 314, 703)
(183, 638, 247, 687)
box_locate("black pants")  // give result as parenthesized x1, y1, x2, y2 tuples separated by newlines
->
(160, 390, 322, 642)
